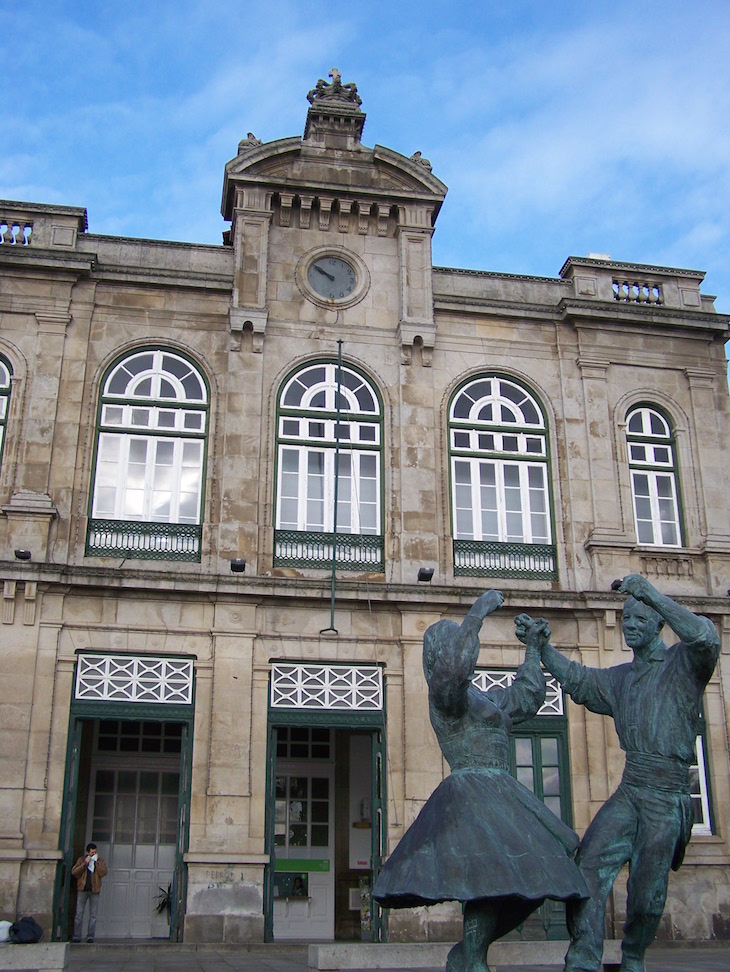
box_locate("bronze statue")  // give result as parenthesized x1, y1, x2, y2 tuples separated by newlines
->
(518, 574, 720, 972)
(373, 590, 587, 972)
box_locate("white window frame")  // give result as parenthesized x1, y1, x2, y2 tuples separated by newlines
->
(275, 362, 382, 538)
(0, 357, 10, 470)
(626, 406, 681, 547)
(690, 733, 712, 836)
(452, 457, 550, 543)
(91, 350, 208, 527)
(449, 376, 552, 545)
(277, 447, 380, 535)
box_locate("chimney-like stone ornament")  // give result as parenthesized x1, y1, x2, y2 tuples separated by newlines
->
(304, 68, 365, 146)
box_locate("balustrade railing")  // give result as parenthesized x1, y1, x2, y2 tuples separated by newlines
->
(612, 278, 662, 304)
(274, 529, 384, 571)
(0, 220, 33, 245)
(86, 518, 202, 561)
(453, 539, 557, 579)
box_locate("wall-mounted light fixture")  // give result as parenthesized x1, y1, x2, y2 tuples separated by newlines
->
(417, 567, 434, 583)
(14, 549, 31, 561)
(230, 558, 246, 573)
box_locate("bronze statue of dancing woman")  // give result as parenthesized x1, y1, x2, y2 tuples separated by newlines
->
(373, 591, 587, 972)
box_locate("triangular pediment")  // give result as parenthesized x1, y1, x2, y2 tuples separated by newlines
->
(222, 74, 447, 220)
(222, 138, 446, 219)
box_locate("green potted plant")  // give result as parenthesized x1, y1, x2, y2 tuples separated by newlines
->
(154, 883, 172, 922)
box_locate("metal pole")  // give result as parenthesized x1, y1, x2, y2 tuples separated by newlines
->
(321, 339, 343, 634)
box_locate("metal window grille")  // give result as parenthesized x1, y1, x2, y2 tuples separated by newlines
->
(472, 669, 564, 716)
(75, 654, 194, 704)
(454, 539, 557, 578)
(86, 519, 202, 560)
(274, 529, 384, 571)
(270, 663, 383, 710)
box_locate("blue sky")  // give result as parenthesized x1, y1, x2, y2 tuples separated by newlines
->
(2, 0, 730, 342)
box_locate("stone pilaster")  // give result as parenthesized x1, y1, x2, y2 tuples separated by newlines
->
(396, 205, 436, 366)
(685, 368, 730, 553)
(577, 353, 631, 584)
(229, 187, 272, 352)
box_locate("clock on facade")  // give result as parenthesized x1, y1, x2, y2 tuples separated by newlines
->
(307, 256, 357, 300)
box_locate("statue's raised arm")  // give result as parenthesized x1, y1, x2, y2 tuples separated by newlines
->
(612, 573, 719, 675)
(426, 590, 504, 717)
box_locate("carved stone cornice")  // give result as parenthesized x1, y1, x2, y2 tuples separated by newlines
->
(559, 297, 729, 334)
(560, 255, 706, 281)
(684, 368, 716, 387)
(2, 491, 58, 519)
(583, 530, 634, 552)
(34, 312, 72, 334)
(576, 354, 611, 379)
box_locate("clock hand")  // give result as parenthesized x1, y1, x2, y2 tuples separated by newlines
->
(314, 265, 335, 281)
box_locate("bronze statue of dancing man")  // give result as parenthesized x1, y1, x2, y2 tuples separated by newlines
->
(517, 574, 720, 972)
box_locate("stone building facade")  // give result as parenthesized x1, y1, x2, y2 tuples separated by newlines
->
(1, 72, 729, 945)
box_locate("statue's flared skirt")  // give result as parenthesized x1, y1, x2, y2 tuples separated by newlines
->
(373, 768, 589, 908)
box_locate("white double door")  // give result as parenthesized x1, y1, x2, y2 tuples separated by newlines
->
(273, 762, 334, 940)
(86, 757, 179, 938)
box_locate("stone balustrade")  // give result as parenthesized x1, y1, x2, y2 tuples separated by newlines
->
(0, 220, 33, 245)
(0, 201, 86, 249)
(612, 277, 663, 304)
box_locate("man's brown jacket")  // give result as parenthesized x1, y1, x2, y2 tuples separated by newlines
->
(71, 855, 108, 893)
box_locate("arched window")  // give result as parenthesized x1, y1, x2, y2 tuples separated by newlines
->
(274, 360, 383, 571)
(449, 375, 556, 578)
(0, 356, 11, 470)
(625, 405, 681, 547)
(86, 349, 208, 561)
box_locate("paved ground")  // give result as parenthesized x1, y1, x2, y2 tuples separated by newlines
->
(64, 941, 730, 972)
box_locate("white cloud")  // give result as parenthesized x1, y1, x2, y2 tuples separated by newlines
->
(2, 0, 729, 310)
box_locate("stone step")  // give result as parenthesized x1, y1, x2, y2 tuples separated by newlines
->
(308, 939, 623, 969)
(0, 942, 69, 972)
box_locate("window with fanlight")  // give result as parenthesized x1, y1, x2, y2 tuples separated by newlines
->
(625, 405, 682, 547)
(449, 375, 556, 578)
(0, 356, 11, 471)
(274, 360, 383, 571)
(86, 348, 208, 561)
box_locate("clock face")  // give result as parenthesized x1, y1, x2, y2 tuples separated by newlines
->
(307, 256, 357, 299)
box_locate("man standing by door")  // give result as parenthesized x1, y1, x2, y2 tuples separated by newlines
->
(71, 842, 108, 943)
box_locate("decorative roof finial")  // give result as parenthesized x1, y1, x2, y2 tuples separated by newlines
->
(307, 68, 362, 107)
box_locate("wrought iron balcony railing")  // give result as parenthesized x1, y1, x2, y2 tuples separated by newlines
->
(86, 519, 202, 561)
(274, 529, 384, 571)
(453, 539, 557, 579)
